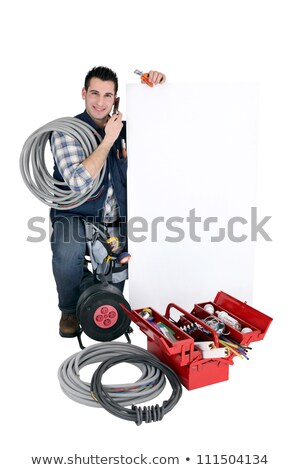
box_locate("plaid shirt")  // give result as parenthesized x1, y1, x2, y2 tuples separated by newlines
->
(51, 131, 94, 192)
(51, 130, 119, 222)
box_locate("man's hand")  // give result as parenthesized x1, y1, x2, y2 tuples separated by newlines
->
(104, 112, 123, 146)
(82, 112, 123, 179)
(144, 70, 166, 85)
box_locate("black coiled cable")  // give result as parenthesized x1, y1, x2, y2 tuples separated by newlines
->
(90, 353, 182, 425)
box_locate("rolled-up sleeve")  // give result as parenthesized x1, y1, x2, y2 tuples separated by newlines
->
(51, 131, 94, 192)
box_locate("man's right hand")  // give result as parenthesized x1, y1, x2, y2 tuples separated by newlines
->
(104, 112, 123, 146)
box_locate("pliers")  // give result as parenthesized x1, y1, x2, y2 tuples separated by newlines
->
(134, 69, 154, 87)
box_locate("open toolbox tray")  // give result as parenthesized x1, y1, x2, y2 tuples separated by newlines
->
(123, 291, 273, 391)
(193, 291, 273, 346)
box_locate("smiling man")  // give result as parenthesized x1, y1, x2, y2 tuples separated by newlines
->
(50, 66, 166, 338)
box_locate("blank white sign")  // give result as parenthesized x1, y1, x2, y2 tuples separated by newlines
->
(126, 83, 258, 312)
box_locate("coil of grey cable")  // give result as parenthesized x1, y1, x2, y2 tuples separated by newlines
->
(57, 342, 166, 408)
(19, 117, 106, 209)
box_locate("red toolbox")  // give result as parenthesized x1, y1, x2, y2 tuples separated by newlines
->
(192, 291, 273, 345)
(123, 291, 273, 391)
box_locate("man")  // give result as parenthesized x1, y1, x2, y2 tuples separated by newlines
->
(50, 66, 166, 338)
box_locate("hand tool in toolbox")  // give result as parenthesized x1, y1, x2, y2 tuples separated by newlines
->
(122, 291, 273, 391)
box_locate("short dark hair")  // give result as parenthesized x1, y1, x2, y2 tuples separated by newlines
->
(84, 66, 118, 94)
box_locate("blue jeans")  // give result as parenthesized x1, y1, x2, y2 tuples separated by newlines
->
(51, 216, 125, 313)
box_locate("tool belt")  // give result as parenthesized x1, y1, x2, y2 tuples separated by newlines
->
(84, 220, 128, 284)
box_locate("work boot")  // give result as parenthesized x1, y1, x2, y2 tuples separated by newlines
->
(59, 313, 80, 338)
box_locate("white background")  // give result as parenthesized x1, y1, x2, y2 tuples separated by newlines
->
(1, 1, 299, 469)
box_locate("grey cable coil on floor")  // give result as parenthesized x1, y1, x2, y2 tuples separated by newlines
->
(57, 343, 167, 408)
(19, 117, 106, 209)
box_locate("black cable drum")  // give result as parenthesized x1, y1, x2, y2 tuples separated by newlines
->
(76, 283, 131, 342)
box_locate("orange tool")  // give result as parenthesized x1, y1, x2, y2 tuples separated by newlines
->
(121, 139, 127, 158)
(134, 69, 154, 87)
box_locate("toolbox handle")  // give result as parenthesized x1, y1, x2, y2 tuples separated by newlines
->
(165, 303, 190, 320)
(166, 303, 220, 347)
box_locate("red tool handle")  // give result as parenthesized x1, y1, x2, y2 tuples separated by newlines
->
(141, 73, 154, 87)
(165, 303, 190, 319)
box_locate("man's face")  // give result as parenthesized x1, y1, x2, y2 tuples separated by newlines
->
(82, 77, 116, 125)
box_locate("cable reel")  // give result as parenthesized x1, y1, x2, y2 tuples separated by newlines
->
(76, 279, 132, 345)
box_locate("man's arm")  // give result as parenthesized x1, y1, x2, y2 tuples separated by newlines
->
(51, 112, 123, 192)
(82, 112, 123, 179)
